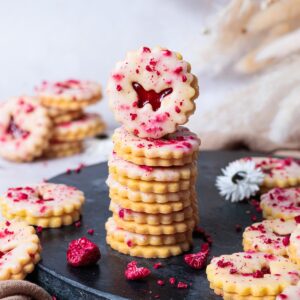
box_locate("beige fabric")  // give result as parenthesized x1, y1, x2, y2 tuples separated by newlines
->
(0, 281, 51, 300)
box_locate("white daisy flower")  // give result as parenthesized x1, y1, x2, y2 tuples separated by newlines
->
(216, 160, 264, 203)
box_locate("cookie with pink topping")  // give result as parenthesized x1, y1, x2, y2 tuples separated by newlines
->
(107, 46, 199, 138)
(0, 96, 52, 162)
(243, 218, 297, 256)
(260, 188, 300, 220)
(112, 126, 200, 167)
(36, 79, 102, 110)
(207, 251, 300, 299)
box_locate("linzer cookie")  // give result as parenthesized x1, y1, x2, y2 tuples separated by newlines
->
(207, 252, 300, 299)
(105, 217, 192, 246)
(112, 126, 200, 167)
(0, 183, 85, 219)
(107, 46, 198, 139)
(0, 96, 52, 162)
(51, 113, 105, 142)
(46, 107, 84, 125)
(36, 79, 102, 110)
(260, 188, 300, 220)
(0, 220, 41, 280)
(243, 219, 297, 256)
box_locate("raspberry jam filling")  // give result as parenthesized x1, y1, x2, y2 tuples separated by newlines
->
(132, 82, 173, 111)
(6, 117, 30, 140)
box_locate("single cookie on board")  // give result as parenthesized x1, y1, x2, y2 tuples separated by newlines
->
(243, 219, 297, 256)
(1, 209, 81, 228)
(36, 79, 102, 110)
(276, 285, 300, 300)
(106, 234, 191, 258)
(52, 113, 106, 142)
(0, 96, 52, 162)
(108, 152, 197, 181)
(109, 201, 194, 225)
(0, 183, 85, 217)
(288, 225, 300, 265)
(107, 46, 199, 139)
(113, 214, 195, 235)
(105, 217, 192, 246)
(43, 141, 83, 158)
(242, 157, 300, 189)
(260, 188, 300, 220)
(107, 176, 193, 203)
(207, 252, 300, 298)
(46, 107, 84, 125)
(112, 126, 200, 167)
(0, 220, 41, 280)
(109, 191, 193, 214)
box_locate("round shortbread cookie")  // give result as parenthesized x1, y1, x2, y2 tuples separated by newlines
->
(2, 209, 81, 228)
(43, 141, 83, 158)
(113, 214, 195, 235)
(288, 225, 300, 265)
(107, 46, 198, 139)
(109, 192, 193, 214)
(0, 96, 52, 162)
(107, 176, 194, 203)
(105, 217, 192, 246)
(276, 285, 300, 300)
(241, 157, 300, 189)
(0, 220, 41, 280)
(109, 201, 193, 225)
(243, 219, 297, 256)
(110, 171, 195, 194)
(260, 188, 300, 220)
(207, 252, 300, 298)
(47, 107, 84, 125)
(106, 234, 191, 258)
(36, 79, 102, 110)
(112, 126, 200, 166)
(108, 152, 197, 181)
(1, 183, 85, 217)
(52, 113, 106, 142)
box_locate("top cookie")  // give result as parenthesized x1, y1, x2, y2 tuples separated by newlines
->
(36, 79, 102, 110)
(107, 46, 198, 138)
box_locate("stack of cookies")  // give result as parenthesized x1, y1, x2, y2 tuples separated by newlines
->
(105, 46, 200, 258)
(35, 79, 106, 159)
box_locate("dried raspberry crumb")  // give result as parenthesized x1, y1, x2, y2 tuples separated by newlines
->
(145, 65, 153, 72)
(52, 296, 57, 300)
(66, 168, 72, 175)
(36, 226, 43, 234)
(125, 261, 151, 280)
(130, 113, 137, 121)
(235, 224, 242, 232)
(184, 243, 209, 269)
(251, 215, 257, 222)
(282, 236, 290, 246)
(157, 279, 165, 286)
(143, 47, 151, 53)
(182, 75, 187, 82)
(118, 209, 125, 219)
(177, 281, 188, 289)
(116, 84, 122, 91)
(162, 49, 172, 56)
(87, 229, 94, 235)
(5, 221, 10, 226)
(295, 215, 300, 223)
(133, 129, 139, 136)
(174, 66, 183, 74)
(74, 221, 81, 228)
(169, 277, 176, 285)
(75, 163, 85, 174)
(67, 237, 101, 267)
(126, 240, 133, 247)
(277, 294, 288, 299)
(153, 262, 163, 269)
(175, 106, 181, 113)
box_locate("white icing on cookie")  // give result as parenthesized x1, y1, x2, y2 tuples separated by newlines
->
(1, 183, 85, 217)
(107, 46, 198, 138)
(276, 283, 300, 299)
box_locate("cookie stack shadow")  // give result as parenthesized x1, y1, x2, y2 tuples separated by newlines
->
(105, 126, 201, 258)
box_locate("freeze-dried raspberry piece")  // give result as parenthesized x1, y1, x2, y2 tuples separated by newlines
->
(184, 243, 209, 269)
(125, 261, 151, 280)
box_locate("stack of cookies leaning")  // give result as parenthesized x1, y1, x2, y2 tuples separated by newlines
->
(0, 79, 105, 162)
(105, 46, 200, 258)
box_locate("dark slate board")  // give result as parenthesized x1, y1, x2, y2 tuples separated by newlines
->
(28, 150, 265, 300)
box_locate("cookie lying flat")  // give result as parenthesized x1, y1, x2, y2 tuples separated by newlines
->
(105, 217, 192, 246)
(112, 126, 200, 166)
(260, 188, 300, 220)
(0, 96, 52, 162)
(36, 79, 102, 110)
(43, 141, 83, 158)
(106, 234, 191, 258)
(0, 183, 85, 218)
(52, 113, 106, 142)
(107, 46, 198, 139)
(46, 107, 84, 124)
(108, 152, 197, 181)
(0, 220, 41, 280)
(288, 225, 300, 266)
(207, 252, 300, 298)
(106, 176, 192, 203)
(243, 219, 297, 256)
(109, 201, 193, 225)
(276, 285, 300, 300)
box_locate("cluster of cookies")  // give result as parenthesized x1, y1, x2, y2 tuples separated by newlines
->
(0, 79, 105, 162)
(207, 156, 300, 299)
(105, 46, 200, 258)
